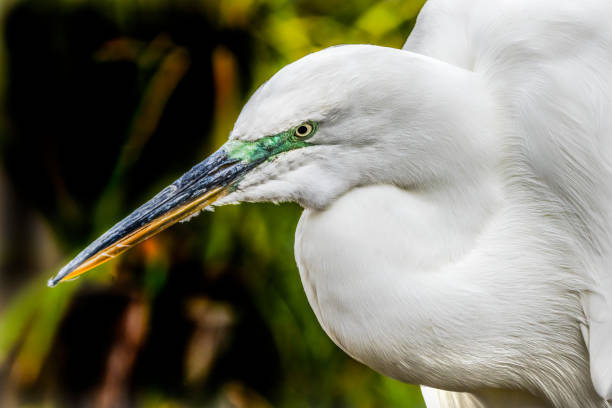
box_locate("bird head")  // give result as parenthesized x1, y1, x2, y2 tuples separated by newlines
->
(49, 44, 490, 286)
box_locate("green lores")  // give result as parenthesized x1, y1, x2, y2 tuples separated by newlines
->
(225, 122, 317, 164)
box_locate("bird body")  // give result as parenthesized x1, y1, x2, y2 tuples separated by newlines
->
(294, 168, 595, 407)
(51, 0, 612, 406)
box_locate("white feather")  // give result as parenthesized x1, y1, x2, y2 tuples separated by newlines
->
(405, 0, 612, 404)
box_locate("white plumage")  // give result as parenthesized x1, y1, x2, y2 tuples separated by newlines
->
(218, 0, 612, 406)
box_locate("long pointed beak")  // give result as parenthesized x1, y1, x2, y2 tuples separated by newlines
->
(48, 145, 258, 287)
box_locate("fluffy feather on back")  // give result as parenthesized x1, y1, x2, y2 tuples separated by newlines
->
(405, 0, 612, 403)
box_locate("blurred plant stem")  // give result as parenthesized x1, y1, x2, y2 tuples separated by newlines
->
(211, 46, 241, 149)
(95, 298, 149, 408)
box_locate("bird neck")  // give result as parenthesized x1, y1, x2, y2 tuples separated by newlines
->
(295, 172, 599, 407)
(295, 173, 506, 378)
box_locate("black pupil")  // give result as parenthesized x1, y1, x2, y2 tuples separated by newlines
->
(297, 125, 309, 135)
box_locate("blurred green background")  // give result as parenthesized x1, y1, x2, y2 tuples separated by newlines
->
(0, 0, 427, 406)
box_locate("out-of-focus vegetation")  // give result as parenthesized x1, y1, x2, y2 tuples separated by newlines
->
(0, 0, 427, 406)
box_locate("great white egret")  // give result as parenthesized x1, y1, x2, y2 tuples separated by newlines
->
(48, 0, 612, 406)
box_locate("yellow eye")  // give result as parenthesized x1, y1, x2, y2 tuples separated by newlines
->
(295, 123, 314, 138)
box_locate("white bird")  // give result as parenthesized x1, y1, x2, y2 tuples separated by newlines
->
(49, 0, 612, 407)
